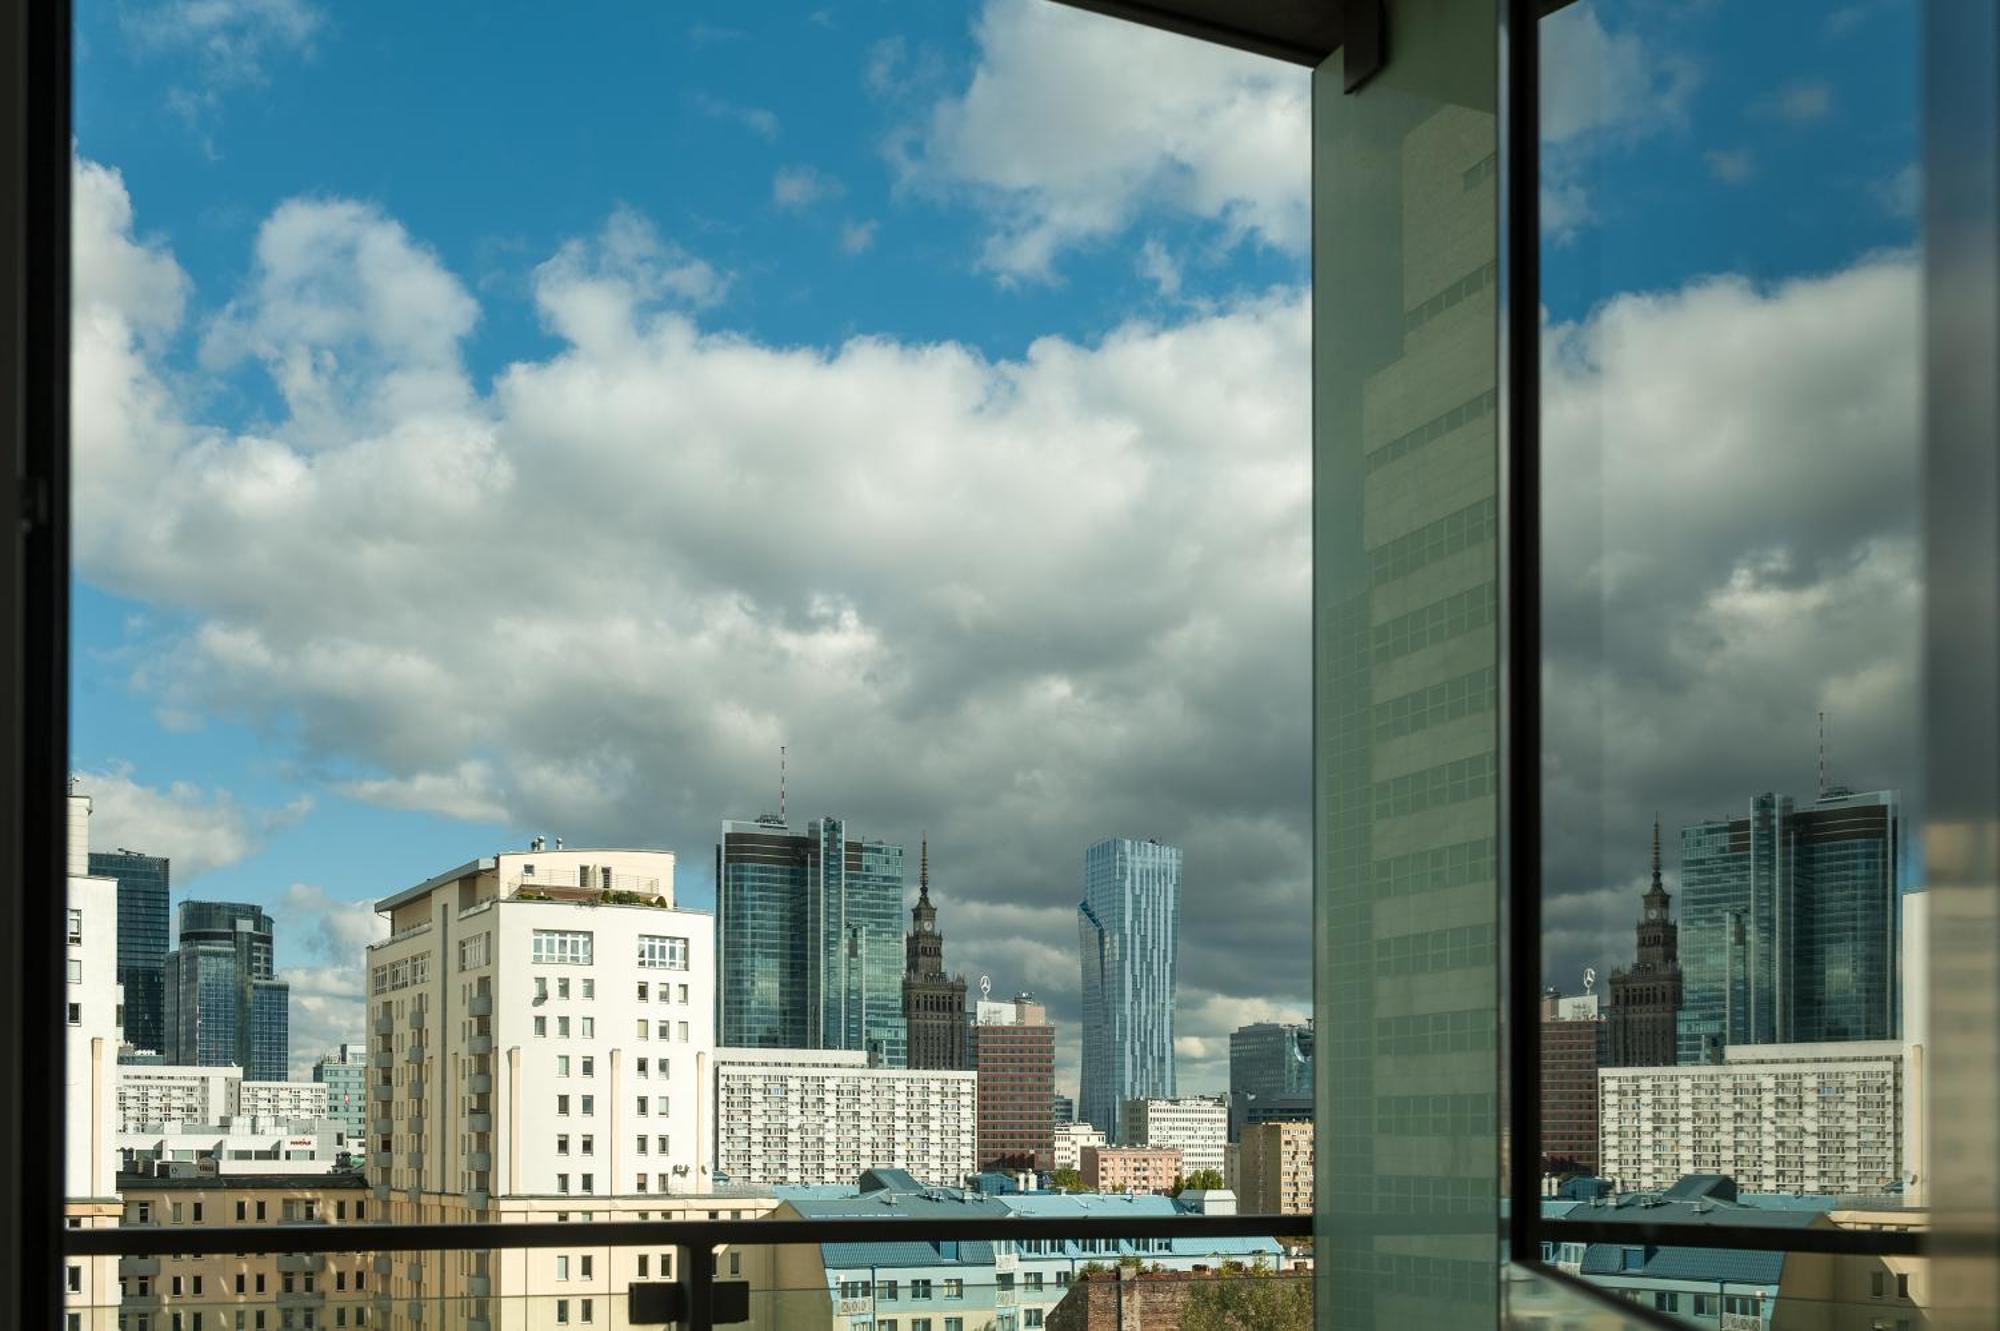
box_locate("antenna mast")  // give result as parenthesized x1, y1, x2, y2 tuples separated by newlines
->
(780, 744, 787, 822)
(1818, 711, 1826, 799)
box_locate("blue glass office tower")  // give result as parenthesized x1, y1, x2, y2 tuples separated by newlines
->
(88, 848, 170, 1056)
(163, 901, 290, 1081)
(716, 815, 908, 1066)
(1676, 788, 1901, 1062)
(1228, 1020, 1314, 1141)
(1077, 837, 1182, 1139)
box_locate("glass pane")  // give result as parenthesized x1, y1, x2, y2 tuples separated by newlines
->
(1313, 1, 1500, 1327)
(1537, 0, 1930, 1324)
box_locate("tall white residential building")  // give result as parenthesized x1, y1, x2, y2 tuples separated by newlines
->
(64, 791, 125, 1323)
(365, 845, 724, 1311)
(239, 1079, 331, 1121)
(714, 1047, 977, 1187)
(1119, 1095, 1229, 1178)
(1053, 1122, 1107, 1173)
(115, 1064, 243, 1130)
(1598, 1041, 1904, 1195)
(1902, 889, 1930, 1205)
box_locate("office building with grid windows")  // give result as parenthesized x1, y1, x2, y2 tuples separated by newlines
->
(161, 901, 290, 1082)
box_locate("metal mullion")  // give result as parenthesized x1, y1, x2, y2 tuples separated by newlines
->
(66, 1211, 1315, 1257)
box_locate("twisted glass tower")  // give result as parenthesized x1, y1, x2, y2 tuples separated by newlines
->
(1077, 837, 1182, 1139)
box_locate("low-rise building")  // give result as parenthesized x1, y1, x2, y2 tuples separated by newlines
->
(715, 1047, 977, 1187)
(1081, 1146, 1181, 1196)
(1598, 1041, 1904, 1194)
(119, 1117, 351, 1176)
(1048, 1263, 1313, 1330)
(1054, 1122, 1107, 1174)
(1118, 1096, 1227, 1178)
(108, 1172, 375, 1330)
(751, 1172, 1283, 1331)
(1238, 1120, 1313, 1215)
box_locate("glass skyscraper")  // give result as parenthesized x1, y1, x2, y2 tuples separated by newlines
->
(716, 815, 908, 1066)
(1076, 837, 1182, 1139)
(162, 900, 290, 1081)
(1676, 787, 1901, 1062)
(88, 847, 170, 1056)
(1228, 1019, 1314, 1141)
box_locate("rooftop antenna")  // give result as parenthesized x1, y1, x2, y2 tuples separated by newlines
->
(780, 744, 787, 822)
(1651, 814, 1662, 890)
(1818, 710, 1827, 799)
(919, 832, 931, 903)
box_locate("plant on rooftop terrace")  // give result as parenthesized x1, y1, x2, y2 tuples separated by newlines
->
(1170, 1169, 1225, 1197)
(1049, 1168, 1086, 1194)
(1182, 1264, 1313, 1331)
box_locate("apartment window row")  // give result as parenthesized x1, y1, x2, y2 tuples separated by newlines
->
(370, 953, 431, 994)
(554, 1173, 596, 1194)
(554, 1094, 596, 1116)
(635, 1096, 670, 1116)
(551, 1298, 595, 1325)
(636, 935, 689, 970)
(457, 933, 490, 970)
(533, 930, 594, 966)
(634, 981, 692, 1003)
(633, 1134, 671, 1154)
(534, 975, 597, 1001)
(634, 1021, 691, 1042)
(67, 907, 83, 944)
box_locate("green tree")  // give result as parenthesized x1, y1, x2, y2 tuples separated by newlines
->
(1181, 1265, 1312, 1331)
(1170, 1168, 1226, 1196)
(1049, 1168, 1086, 1193)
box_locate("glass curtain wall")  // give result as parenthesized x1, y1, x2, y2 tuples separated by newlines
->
(1313, 3, 1501, 1327)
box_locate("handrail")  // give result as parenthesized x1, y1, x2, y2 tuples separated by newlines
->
(65, 1211, 1313, 1257)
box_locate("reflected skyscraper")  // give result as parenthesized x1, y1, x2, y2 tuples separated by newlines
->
(716, 814, 909, 1066)
(162, 900, 290, 1081)
(1676, 787, 1901, 1062)
(1077, 837, 1181, 1138)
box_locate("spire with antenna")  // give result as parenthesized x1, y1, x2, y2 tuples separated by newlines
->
(1651, 813, 1663, 890)
(919, 832, 931, 903)
(779, 744, 787, 822)
(1818, 711, 1826, 799)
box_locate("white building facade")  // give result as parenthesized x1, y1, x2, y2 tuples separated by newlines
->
(365, 845, 721, 1314)
(239, 1079, 331, 1121)
(1598, 1041, 1905, 1195)
(65, 792, 124, 1326)
(119, 1117, 349, 1175)
(1054, 1122, 1108, 1173)
(1119, 1095, 1229, 1178)
(115, 1064, 242, 1130)
(714, 1047, 977, 1187)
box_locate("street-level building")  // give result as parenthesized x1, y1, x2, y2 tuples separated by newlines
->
(713, 1046, 976, 1187)
(1118, 1095, 1227, 1179)
(1599, 1041, 1905, 1195)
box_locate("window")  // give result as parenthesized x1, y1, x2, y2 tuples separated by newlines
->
(1022, 1315, 1040, 1330)
(636, 1020, 649, 1040)
(580, 1134, 593, 1155)
(581, 978, 593, 999)
(580, 1018, 594, 1039)
(581, 1055, 594, 1076)
(66, 1265, 80, 1293)
(635, 1135, 648, 1155)
(654, 1096, 668, 1115)
(637, 1255, 648, 1278)
(656, 1134, 669, 1153)
(946, 1321, 964, 1331)
(66, 908, 81, 944)
(558, 1015, 571, 1038)
(535, 976, 548, 1001)
(635, 1173, 648, 1192)
(1898, 1274, 1911, 1299)
(637, 1096, 648, 1117)
(637, 982, 648, 1001)
(677, 984, 688, 1004)
(911, 1279, 932, 1299)
(557, 1134, 570, 1155)
(943, 1280, 963, 1300)
(557, 1056, 571, 1077)
(66, 958, 80, 983)
(1874, 1272, 1888, 1297)
(535, 1015, 547, 1037)
(580, 1299, 593, 1324)
(65, 1002, 79, 1025)
(532, 931, 593, 965)
(580, 1094, 594, 1115)
(878, 1280, 898, 1301)
(1652, 1293, 1678, 1313)
(581, 1173, 594, 1193)
(1023, 1272, 1042, 1291)
(558, 977, 570, 1000)
(635, 1057, 648, 1077)
(676, 1021, 688, 1042)
(656, 1021, 670, 1040)
(555, 1300, 569, 1325)
(558, 1094, 571, 1115)
(557, 1174, 570, 1194)
(636, 935, 688, 969)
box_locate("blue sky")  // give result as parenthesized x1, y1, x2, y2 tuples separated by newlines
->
(70, 0, 1921, 1083)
